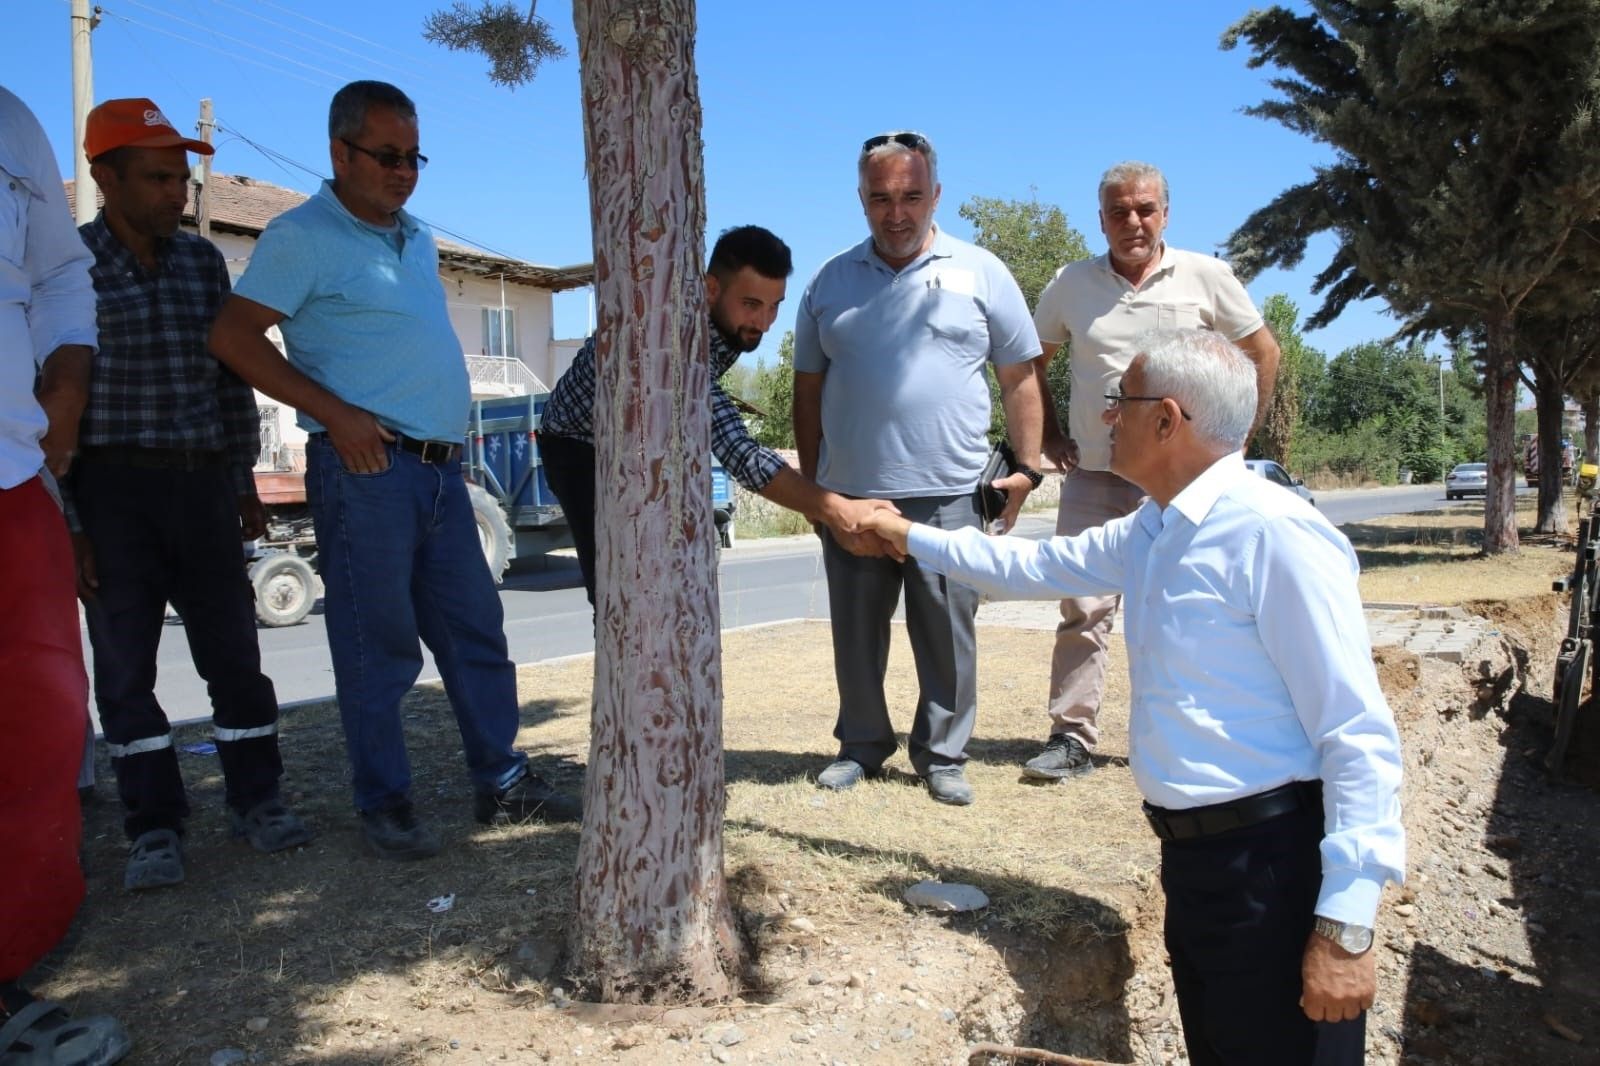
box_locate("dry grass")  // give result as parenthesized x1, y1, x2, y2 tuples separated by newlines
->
(36, 492, 1583, 1062)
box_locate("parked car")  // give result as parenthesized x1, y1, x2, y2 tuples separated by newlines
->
(1445, 462, 1489, 500)
(1243, 459, 1315, 506)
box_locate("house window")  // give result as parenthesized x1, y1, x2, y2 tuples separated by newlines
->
(482, 307, 519, 359)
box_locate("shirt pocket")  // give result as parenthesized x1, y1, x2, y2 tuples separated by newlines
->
(0, 173, 29, 270)
(1154, 301, 1205, 332)
(923, 288, 987, 354)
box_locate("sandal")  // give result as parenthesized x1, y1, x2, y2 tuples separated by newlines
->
(123, 829, 183, 891)
(0, 992, 130, 1066)
(229, 799, 313, 854)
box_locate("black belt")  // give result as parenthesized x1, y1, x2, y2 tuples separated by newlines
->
(309, 433, 461, 465)
(1143, 781, 1319, 842)
(394, 434, 461, 464)
(76, 446, 224, 471)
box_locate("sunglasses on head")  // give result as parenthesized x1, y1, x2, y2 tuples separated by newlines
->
(861, 131, 929, 153)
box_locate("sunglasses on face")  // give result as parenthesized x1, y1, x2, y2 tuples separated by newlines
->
(341, 138, 428, 172)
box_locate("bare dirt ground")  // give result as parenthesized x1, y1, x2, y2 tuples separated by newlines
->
(32, 501, 1600, 1066)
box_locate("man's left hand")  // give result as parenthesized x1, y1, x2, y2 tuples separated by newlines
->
(1300, 931, 1375, 1022)
(990, 471, 1035, 534)
(239, 494, 267, 540)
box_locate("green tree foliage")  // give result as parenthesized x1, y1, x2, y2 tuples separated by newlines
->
(749, 331, 796, 449)
(423, 2, 565, 87)
(958, 193, 1091, 440)
(1222, 0, 1600, 553)
(1252, 295, 1320, 468)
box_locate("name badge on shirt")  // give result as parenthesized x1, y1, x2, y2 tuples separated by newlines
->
(928, 268, 976, 297)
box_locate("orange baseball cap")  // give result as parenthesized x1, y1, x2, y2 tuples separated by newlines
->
(84, 98, 214, 160)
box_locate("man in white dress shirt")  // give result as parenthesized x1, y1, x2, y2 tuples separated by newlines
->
(860, 328, 1403, 1065)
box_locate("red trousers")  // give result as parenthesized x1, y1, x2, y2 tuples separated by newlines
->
(0, 475, 87, 981)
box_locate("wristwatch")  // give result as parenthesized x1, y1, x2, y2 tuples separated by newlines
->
(1312, 916, 1374, 955)
(1014, 463, 1045, 489)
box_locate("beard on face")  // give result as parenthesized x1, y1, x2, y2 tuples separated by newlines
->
(711, 311, 763, 353)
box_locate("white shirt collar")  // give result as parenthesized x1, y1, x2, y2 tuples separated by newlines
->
(1164, 450, 1249, 527)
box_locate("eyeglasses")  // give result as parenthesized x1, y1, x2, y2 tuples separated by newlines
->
(861, 131, 929, 153)
(1104, 390, 1193, 420)
(341, 138, 428, 172)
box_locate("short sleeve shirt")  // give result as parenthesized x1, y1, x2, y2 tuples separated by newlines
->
(793, 228, 1040, 497)
(232, 181, 470, 442)
(1034, 245, 1263, 472)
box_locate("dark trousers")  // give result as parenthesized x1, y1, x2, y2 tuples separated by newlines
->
(538, 433, 598, 606)
(1160, 800, 1366, 1066)
(74, 459, 282, 839)
(820, 493, 980, 775)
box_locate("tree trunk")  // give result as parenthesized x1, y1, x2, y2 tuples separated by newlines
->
(1531, 357, 1569, 535)
(1482, 316, 1520, 554)
(570, 0, 742, 1003)
(1584, 388, 1599, 466)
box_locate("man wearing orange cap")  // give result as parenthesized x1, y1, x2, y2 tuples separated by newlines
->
(0, 85, 131, 1066)
(68, 98, 311, 891)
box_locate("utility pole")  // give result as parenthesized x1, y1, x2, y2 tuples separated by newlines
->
(194, 98, 214, 240)
(70, 0, 98, 224)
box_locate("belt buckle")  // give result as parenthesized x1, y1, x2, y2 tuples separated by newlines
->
(420, 439, 449, 463)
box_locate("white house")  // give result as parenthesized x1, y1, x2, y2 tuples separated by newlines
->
(69, 173, 593, 471)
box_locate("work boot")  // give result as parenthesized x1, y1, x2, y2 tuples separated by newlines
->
(359, 802, 441, 861)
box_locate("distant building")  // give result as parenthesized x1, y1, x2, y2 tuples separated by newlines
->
(68, 173, 593, 470)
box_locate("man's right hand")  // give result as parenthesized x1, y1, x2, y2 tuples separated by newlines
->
(71, 532, 99, 603)
(857, 509, 913, 560)
(1042, 430, 1078, 473)
(324, 404, 396, 474)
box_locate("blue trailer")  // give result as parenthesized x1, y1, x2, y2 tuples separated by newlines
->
(465, 394, 738, 580)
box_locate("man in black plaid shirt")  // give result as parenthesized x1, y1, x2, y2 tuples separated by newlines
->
(540, 225, 895, 606)
(68, 98, 311, 891)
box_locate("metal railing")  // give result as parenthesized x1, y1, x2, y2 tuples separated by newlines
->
(465, 354, 546, 395)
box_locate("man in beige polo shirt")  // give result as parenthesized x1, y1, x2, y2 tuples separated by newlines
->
(1022, 160, 1280, 781)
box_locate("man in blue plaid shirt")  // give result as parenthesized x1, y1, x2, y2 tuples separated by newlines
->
(540, 225, 894, 605)
(68, 98, 310, 891)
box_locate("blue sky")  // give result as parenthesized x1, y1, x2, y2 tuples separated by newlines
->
(8, 0, 1404, 367)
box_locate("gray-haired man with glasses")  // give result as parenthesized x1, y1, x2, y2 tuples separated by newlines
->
(1023, 160, 1280, 784)
(792, 130, 1046, 806)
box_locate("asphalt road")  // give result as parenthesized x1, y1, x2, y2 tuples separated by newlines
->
(87, 479, 1515, 729)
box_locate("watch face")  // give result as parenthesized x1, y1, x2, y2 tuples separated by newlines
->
(1342, 926, 1374, 954)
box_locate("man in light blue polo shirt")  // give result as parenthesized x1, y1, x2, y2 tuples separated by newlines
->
(793, 130, 1046, 806)
(209, 80, 578, 861)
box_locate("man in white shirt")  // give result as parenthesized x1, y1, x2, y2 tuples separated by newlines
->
(1023, 162, 1281, 783)
(0, 86, 131, 1064)
(860, 329, 1402, 1065)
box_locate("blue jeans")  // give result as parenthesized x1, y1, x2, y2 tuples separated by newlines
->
(305, 435, 526, 812)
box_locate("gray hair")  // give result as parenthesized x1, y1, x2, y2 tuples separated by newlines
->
(1136, 329, 1257, 450)
(1098, 160, 1169, 207)
(858, 130, 939, 191)
(329, 80, 416, 140)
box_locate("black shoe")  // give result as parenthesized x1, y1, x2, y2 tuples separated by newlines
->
(474, 765, 582, 825)
(1022, 733, 1095, 780)
(359, 802, 442, 861)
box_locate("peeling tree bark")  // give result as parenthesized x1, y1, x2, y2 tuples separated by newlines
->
(569, 0, 742, 1003)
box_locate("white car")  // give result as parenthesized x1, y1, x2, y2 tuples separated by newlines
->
(1244, 459, 1316, 506)
(1446, 462, 1489, 500)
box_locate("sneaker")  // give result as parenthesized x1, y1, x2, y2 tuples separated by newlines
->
(924, 766, 974, 806)
(474, 765, 582, 825)
(815, 758, 869, 791)
(359, 802, 442, 861)
(1022, 733, 1095, 780)
(229, 799, 314, 853)
(124, 828, 184, 890)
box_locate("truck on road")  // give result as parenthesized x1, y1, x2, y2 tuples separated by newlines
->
(247, 394, 738, 627)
